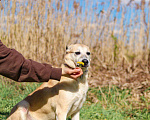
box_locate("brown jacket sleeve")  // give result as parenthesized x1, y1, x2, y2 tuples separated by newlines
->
(0, 40, 62, 82)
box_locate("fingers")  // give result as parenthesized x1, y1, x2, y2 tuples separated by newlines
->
(70, 68, 83, 79)
(68, 67, 81, 74)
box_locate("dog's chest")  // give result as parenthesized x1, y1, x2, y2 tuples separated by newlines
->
(74, 84, 88, 106)
(69, 82, 88, 115)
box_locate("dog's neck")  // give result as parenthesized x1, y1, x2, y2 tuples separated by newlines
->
(77, 68, 88, 83)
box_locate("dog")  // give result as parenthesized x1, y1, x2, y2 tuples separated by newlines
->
(7, 44, 91, 120)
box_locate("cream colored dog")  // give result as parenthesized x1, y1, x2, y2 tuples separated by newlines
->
(7, 44, 90, 120)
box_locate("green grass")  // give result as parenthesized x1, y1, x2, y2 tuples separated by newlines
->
(0, 78, 41, 120)
(80, 87, 150, 120)
(0, 78, 150, 120)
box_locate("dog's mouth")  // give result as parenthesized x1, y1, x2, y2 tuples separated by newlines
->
(76, 64, 89, 68)
(77, 62, 84, 67)
(76, 60, 89, 68)
(77, 64, 89, 68)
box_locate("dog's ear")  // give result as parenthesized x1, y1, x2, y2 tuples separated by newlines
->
(66, 45, 69, 54)
(66, 45, 71, 54)
(66, 45, 68, 50)
(64, 54, 76, 68)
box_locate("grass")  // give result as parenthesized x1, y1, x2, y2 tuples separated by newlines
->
(0, 78, 41, 119)
(0, 78, 149, 120)
(82, 87, 150, 120)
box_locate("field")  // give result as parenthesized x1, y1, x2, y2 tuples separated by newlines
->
(1, 78, 150, 120)
(0, 0, 150, 119)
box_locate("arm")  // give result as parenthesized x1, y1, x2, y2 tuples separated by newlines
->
(0, 40, 62, 82)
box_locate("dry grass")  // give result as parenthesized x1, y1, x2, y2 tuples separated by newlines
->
(0, 0, 150, 109)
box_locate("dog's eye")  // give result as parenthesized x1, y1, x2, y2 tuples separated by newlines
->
(86, 52, 90, 55)
(75, 52, 80, 55)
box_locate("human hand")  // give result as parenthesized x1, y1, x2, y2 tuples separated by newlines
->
(62, 67, 83, 79)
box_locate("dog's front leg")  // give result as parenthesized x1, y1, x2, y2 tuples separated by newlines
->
(71, 111, 79, 120)
(56, 112, 67, 120)
(56, 106, 67, 120)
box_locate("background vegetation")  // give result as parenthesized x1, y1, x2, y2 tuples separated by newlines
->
(0, 0, 150, 119)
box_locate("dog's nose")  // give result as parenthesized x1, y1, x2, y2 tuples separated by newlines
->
(82, 59, 89, 65)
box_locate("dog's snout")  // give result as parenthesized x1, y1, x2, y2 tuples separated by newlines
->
(82, 59, 89, 65)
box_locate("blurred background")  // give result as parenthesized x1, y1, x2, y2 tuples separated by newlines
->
(0, 0, 150, 119)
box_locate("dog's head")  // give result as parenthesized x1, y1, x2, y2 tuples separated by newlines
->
(64, 44, 90, 69)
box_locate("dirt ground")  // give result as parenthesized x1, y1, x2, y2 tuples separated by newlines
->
(88, 61, 150, 109)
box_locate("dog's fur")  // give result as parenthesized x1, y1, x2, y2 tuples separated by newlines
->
(7, 44, 90, 120)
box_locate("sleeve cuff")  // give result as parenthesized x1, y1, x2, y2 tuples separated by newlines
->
(50, 68, 62, 81)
